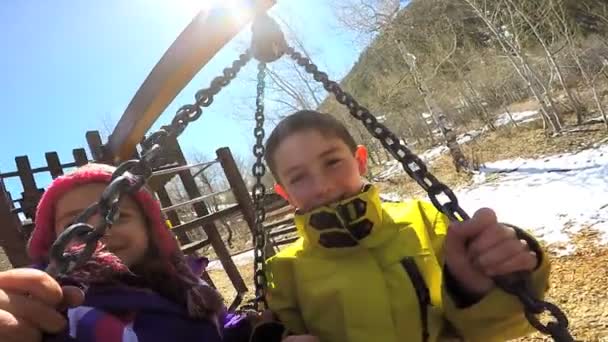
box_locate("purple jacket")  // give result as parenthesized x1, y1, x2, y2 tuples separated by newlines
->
(44, 286, 222, 342)
(33, 258, 252, 342)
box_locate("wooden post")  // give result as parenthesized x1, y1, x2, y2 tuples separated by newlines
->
(0, 189, 30, 267)
(45, 152, 64, 179)
(170, 140, 247, 294)
(72, 149, 89, 167)
(86, 131, 108, 163)
(217, 147, 275, 258)
(15, 156, 44, 220)
(216, 147, 255, 235)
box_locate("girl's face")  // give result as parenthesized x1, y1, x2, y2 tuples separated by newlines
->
(53, 183, 150, 267)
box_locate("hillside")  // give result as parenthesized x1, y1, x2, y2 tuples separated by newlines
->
(320, 0, 608, 163)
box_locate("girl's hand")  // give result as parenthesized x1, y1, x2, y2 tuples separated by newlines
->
(0, 269, 84, 342)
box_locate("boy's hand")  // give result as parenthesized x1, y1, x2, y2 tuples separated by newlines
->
(0, 268, 84, 342)
(444, 208, 539, 296)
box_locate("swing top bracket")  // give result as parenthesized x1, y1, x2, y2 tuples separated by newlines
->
(251, 12, 287, 63)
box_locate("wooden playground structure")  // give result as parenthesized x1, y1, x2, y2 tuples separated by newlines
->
(0, 0, 298, 302)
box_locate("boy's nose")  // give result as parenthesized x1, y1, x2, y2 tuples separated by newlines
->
(312, 177, 335, 200)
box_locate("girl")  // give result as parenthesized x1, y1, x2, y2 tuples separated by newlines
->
(0, 163, 248, 342)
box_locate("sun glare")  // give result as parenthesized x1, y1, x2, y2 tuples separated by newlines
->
(163, 0, 267, 28)
(200, 0, 257, 25)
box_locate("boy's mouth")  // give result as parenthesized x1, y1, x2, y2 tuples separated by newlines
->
(305, 194, 348, 212)
(303, 185, 369, 213)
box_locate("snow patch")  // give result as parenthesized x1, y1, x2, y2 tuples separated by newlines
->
(383, 144, 608, 253)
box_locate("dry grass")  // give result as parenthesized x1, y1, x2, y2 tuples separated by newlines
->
(512, 230, 608, 341)
(0, 249, 13, 272)
(208, 264, 256, 304)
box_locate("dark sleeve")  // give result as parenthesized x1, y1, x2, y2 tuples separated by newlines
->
(444, 265, 485, 308)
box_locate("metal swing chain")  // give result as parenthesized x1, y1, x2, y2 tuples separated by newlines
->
(251, 62, 270, 311)
(47, 51, 252, 277)
(284, 46, 574, 342)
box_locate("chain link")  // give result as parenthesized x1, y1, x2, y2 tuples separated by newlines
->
(285, 46, 574, 341)
(251, 62, 269, 311)
(286, 46, 468, 223)
(44, 12, 574, 340)
(47, 51, 252, 277)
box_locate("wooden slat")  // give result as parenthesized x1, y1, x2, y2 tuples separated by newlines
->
(86, 131, 106, 163)
(20, 221, 35, 241)
(0, 162, 79, 178)
(171, 204, 241, 235)
(45, 152, 64, 179)
(181, 239, 211, 254)
(106, 0, 276, 163)
(146, 173, 176, 193)
(161, 189, 232, 213)
(269, 225, 297, 239)
(152, 160, 218, 177)
(15, 156, 37, 194)
(216, 147, 256, 236)
(264, 217, 295, 231)
(72, 149, 89, 166)
(170, 138, 247, 294)
(0, 178, 11, 207)
(0, 191, 30, 267)
(0, 170, 19, 178)
(156, 186, 181, 228)
(265, 202, 294, 220)
(15, 156, 43, 219)
(265, 195, 290, 212)
(274, 236, 299, 247)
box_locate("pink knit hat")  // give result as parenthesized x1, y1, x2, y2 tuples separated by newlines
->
(28, 163, 178, 262)
(27, 163, 224, 320)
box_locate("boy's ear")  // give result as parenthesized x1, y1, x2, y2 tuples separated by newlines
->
(355, 145, 368, 175)
(274, 183, 290, 202)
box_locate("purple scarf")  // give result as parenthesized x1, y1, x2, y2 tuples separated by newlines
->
(44, 286, 222, 342)
(34, 258, 253, 342)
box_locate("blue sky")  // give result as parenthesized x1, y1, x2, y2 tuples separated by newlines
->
(0, 0, 366, 196)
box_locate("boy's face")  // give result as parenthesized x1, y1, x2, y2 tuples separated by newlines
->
(273, 129, 366, 212)
(54, 183, 150, 267)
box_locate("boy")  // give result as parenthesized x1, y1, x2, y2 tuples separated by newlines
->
(263, 110, 549, 342)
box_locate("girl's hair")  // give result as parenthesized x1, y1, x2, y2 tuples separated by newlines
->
(28, 163, 224, 321)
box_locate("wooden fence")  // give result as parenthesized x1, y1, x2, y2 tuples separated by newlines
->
(0, 130, 297, 302)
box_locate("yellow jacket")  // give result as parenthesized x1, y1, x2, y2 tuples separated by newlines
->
(265, 185, 549, 342)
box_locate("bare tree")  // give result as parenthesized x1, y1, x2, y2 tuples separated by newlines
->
(507, 0, 586, 124)
(551, 0, 608, 129)
(462, 0, 563, 133)
(332, 0, 402, 41)
(97, 113, 119, 141)
(394, 40, 472, 172)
